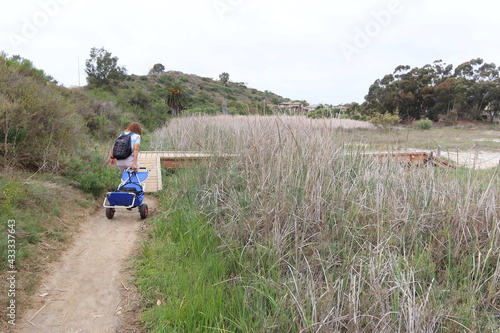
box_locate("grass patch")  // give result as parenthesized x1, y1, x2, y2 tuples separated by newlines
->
(136, 170, 250, 332)
(0, 170, 94, 331)
(136, 167, 302, 332)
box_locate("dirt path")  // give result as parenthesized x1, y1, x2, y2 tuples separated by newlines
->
(449, 150, 500, 169)
(13, 199, 156, 333)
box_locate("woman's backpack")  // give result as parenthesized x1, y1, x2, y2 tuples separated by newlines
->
(112, 133, 133, 160)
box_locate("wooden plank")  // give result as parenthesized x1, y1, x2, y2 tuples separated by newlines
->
(138, 151, 231, 192)
(156, 152, 162, 191)
(139, 152, 159, 193)
(362, 151, 456, 168)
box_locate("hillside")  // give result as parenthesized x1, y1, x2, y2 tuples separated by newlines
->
(0, 52, 299, 172)
(84, 70, 294, 130)
(0, 54, 147, 173)
(134, 70, 290, 110)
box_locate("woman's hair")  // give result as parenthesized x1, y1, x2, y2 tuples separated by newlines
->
(125, 122, 142, 136)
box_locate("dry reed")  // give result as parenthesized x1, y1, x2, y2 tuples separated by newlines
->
(152, 115, 499, 332)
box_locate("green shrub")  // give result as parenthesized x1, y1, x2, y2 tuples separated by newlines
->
(306, 107, 338, 119)
(64, 152, 119, 197)
(158, 74, 175, 86)
(414, 118, 433, 130)
(177, 75, 188, 83)
(184, 106, 218, 115)
(206, 85, 221, 93)
(367, 111, 400, 130)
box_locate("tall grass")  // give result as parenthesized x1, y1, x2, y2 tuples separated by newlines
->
(140, 115, 499, 332)
(150, 115, 375, 152)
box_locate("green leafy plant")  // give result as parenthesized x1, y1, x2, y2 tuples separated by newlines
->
(414, 118, 433, 130)
(64, 152, 119, 197)
(367, 111, 400, 130)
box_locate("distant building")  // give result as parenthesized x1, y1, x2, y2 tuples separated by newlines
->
(303, 104, 320, 112)
(333, 105, 349, 112)
(279, 102, 303, 112)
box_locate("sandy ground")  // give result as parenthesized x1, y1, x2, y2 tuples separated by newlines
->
(443, 150, 500, 169)
(384, 148, 500, 169)
(12, 199, 155, 333)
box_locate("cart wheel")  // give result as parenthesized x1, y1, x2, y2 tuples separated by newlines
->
(139, 204, 148, 219)
(106, 208, 115, 219)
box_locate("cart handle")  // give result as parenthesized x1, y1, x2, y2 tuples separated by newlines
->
(125, 167, 148, 172)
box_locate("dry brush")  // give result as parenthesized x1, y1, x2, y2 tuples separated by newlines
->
(152, 115, 499, 332)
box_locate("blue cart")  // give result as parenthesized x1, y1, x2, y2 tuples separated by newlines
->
(103, 168, 149, 219)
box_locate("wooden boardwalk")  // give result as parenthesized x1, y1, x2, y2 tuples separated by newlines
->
(139, 150, 478, 192)
(365, 151, 456, 168)
(139, 151, 214, 192)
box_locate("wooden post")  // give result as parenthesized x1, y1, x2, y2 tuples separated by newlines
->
(437, 145, 441, 157)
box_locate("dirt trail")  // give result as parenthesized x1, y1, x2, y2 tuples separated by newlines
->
(13, 199, 155, 333)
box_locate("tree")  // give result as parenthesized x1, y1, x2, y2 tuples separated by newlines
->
(466, 80, 496, 119)
(149, 63, 165, 75)
(360, 58, 500, 122)
(85, 47, 127, 88)
(166, 81, 189, 116)
(219, 72, 229, 86)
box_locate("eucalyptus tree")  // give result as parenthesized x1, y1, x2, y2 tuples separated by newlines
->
(361, 58, 500, 122)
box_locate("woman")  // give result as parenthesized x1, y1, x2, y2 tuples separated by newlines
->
(110, 122, 142, 173)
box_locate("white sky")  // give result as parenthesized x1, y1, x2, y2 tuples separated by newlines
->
(1, 0, 499, 105)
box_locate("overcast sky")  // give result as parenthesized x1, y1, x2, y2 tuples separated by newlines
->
(2, 0, 499, 105)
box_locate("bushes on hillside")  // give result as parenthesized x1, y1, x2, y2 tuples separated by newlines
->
(0, 64, 86, 171)
(61, 87, 129, 139)
(0, 55, 126, 172)
(84, 70, 288, 125)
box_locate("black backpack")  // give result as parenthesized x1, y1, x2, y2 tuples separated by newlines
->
(112, 132, 133, 160)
